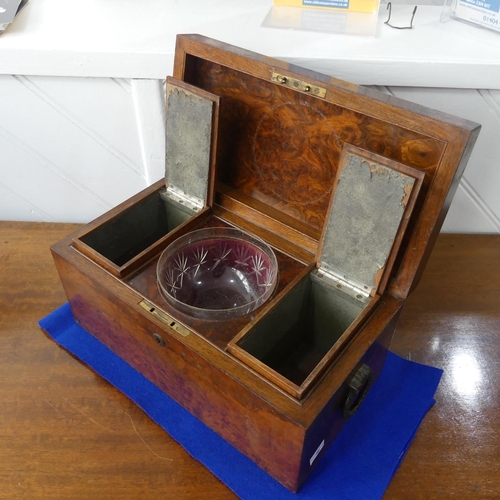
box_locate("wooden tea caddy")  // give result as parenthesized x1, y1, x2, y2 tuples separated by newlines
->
(50, 35, 480, 492)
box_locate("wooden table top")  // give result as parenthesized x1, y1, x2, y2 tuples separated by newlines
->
(1, 221, 499, 499)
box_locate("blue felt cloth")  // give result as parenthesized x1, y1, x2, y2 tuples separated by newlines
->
(39, 303, 442, 499)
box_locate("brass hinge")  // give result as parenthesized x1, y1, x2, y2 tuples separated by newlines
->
(162, 185, 203, 212)
(314, 265, 371, 302)
(139, 299, 191, 337)
(272, 72, 327, 98)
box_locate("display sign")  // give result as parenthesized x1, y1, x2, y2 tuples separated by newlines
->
(454, 0, 500, 32)
(273, 0, 379, 14)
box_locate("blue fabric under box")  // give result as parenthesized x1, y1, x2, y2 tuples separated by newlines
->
(39, 303, 442, 500)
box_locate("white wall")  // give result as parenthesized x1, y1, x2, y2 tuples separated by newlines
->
(374, 86, 500, 233)
(0, 75, 165, 222)
(0, 75, 498, 233)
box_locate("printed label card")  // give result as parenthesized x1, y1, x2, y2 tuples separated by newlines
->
(454, 0, 500, 32)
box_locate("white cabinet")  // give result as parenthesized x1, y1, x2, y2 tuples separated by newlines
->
(0, 0, 499, 232)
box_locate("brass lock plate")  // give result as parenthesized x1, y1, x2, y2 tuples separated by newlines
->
(139, 299, 191, 338)
(272, 72, 327, 98)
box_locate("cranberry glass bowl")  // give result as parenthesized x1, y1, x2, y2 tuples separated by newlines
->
(156, 228, 278, 320)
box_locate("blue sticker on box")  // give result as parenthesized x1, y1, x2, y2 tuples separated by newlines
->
(303, 0, 350, 9)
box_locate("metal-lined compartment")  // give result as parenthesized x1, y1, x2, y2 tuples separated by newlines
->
(227, 144, 425, 400)
(71, 79, 220, 278)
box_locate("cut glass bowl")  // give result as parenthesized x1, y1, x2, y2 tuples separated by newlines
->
(157, 227, 278, 320)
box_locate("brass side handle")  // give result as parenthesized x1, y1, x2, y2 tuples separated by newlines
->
(342, 363, 373, 419)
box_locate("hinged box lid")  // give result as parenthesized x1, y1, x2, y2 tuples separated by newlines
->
(164, 78, 219, 212)
(169, 34, 480, 300)
(317, 144, 424, 299)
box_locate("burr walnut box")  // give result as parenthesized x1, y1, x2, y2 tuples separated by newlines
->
(51, 35, 480, 492)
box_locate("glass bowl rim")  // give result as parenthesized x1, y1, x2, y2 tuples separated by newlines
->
(156, 227, 279, 319)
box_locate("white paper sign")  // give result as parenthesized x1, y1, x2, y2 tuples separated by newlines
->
(455, 0, 500, 32)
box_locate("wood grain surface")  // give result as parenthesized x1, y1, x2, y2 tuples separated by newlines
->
(193, 58, 444, 236)
(1, 221, 499, 499)
(125, 213, 307, 350)
(173, 34, 480, 305)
